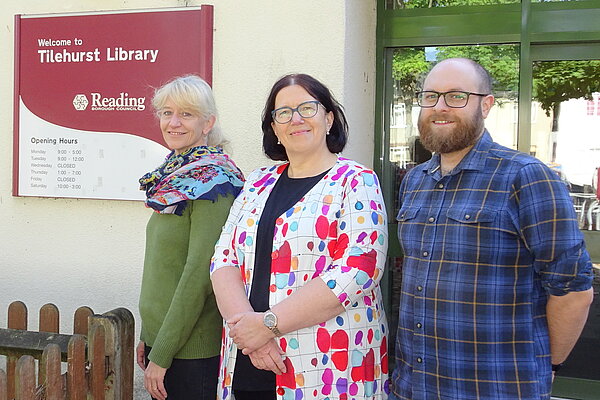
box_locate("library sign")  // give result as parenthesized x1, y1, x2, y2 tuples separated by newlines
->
(13, 7, 213, 200)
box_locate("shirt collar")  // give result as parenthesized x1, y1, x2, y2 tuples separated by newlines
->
(424, 129, 493, 176)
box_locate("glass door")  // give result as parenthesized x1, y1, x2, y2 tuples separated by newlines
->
(382, 43, 521, 367)
(529, 47, 600, 399)
(380, 44, 600, 398)
(377, 0, 600, 397)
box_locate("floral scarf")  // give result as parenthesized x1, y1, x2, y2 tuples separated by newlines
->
(139, 146, 244, 215)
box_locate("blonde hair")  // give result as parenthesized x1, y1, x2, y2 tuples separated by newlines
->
(152, 75, 227, 148)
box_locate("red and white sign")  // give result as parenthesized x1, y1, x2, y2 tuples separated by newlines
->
(13, 7, 213, 200)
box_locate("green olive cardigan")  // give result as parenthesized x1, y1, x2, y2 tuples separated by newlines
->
(139, 196, 233, 368)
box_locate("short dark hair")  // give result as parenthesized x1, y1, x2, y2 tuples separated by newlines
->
(261, 74, 348, 161)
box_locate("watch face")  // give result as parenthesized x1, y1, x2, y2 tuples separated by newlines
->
(264, 312, 277, 328)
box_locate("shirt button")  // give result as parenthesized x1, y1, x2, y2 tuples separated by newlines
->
(401, 213, 405, 219)
(422, 251, 429, 257)
(417, 357, 423, 363)
(416, 322, 422, 328)
(465, 214, 471, 220)
(438, 183, 444, 189)
(417, 285, 423, 292)
(428, 217, 435, 223)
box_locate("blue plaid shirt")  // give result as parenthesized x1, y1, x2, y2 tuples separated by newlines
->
(391, 131, 593, 400)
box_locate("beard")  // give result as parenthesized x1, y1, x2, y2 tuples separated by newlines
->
(417, 105, 485, 154)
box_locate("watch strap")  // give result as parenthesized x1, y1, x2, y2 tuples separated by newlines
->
(552, 363, 564, 372)
(270, 325, 282, 337)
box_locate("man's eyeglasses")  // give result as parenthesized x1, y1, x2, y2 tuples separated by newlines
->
(416, 91, 489, 108)
(271, 101, 324, 124)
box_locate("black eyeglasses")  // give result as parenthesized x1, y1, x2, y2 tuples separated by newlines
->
(271, 101, 324, 124)
(416, 91, 489, 108)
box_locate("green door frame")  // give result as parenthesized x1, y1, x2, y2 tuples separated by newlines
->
(375, 1, 600, 397)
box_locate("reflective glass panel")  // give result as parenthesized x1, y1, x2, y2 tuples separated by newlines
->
(386, 45, 519, 365)
(530, 58, 600, 395)
(531, 60, 600, 232)
(389, 44, 519, 215)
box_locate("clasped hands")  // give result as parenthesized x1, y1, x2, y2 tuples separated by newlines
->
(228, 311, 287, 375)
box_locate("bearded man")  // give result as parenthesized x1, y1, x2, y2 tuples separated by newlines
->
(389, 58, 593, 400)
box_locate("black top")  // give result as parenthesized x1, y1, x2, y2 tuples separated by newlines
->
(233, 165, 329, 391)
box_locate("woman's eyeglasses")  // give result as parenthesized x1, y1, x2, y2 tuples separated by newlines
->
(271, 101, 324, 124)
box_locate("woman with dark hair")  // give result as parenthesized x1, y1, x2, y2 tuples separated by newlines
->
(211, 73, 389, 400)
(261, 74, 348, 161)
(137, 75, 244, 400)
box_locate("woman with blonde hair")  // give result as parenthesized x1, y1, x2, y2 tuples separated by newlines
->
(137, 75, 244, 400)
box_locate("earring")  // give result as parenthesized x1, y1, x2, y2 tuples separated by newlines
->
(326, 130, 330, 136)
(277, 139, 281, 144)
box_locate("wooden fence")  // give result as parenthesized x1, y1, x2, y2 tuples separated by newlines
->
(0, 301, 134, 400)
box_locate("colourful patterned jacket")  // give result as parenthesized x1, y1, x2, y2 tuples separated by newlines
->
(211, 157, 390, 399)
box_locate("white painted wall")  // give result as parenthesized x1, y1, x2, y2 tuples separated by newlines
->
(0, 0, 376, 396)
(343, 0, 377, 167)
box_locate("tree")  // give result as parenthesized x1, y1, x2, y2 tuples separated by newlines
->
(532, 60, 600, 161)
(533, 60, 600, 121)
(436, 45, 519, 96)
(391, 48, 429, 138)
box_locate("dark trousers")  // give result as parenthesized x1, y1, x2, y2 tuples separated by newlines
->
(144, 345, 219, 400)
(233, 390, 276, 400)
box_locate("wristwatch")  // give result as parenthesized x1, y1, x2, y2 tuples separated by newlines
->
(263, 310, 282, 337)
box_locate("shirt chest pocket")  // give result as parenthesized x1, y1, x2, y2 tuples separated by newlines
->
(397, 206, 419, 223)
(396, 206, 421, 256)
(444, 206, 500, 263)
(446, 207, 496, 224)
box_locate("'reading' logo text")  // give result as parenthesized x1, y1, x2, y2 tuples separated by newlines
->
(73, 92, 146, 111)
